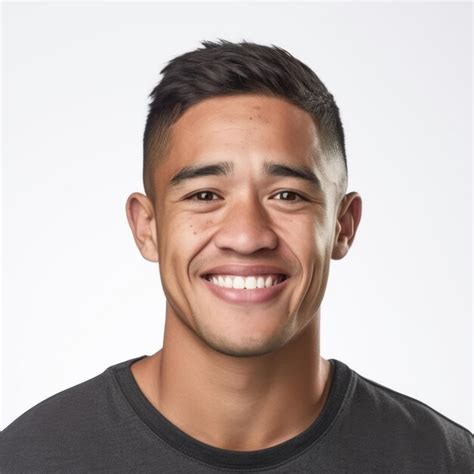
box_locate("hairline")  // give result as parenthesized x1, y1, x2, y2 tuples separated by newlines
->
(144, 92, 348, 204)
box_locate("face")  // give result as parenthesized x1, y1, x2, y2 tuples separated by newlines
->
(127, 94, 361, 358)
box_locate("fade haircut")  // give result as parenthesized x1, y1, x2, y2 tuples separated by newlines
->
(143, 39, 348, 202)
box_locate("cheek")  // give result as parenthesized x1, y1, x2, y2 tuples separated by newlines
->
(161, 215, 214, 258)
(280, 213, 329, 256)
(182, 216, 216, 242)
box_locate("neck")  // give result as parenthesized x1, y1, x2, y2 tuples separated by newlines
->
(131, 308, 332, 451)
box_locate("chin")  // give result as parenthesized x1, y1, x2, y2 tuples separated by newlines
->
(198, 328, 286, 358)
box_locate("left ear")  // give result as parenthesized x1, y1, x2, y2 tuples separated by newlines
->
(331, 192, 362, 260)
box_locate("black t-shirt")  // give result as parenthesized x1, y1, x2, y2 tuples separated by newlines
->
(1, 355, 472, 473)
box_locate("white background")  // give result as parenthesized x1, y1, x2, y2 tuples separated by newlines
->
(2, 2, 472, 431)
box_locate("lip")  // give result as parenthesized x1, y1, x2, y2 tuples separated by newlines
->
(200, 264, 290, 278)
(200, 274, 290, 305)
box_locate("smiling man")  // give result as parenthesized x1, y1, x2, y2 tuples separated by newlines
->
(1, 40, 471, 473)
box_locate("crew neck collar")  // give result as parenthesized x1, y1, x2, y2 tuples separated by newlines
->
(112, 355, 353, 471)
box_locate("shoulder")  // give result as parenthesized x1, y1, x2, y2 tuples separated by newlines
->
(345, 364, 473, 471)
(0, 359, 135, 472)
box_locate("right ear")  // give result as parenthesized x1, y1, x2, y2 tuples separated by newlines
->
(125, 192, 159, 263)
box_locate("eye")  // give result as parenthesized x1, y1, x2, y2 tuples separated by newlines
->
(188, 191, 220, 202)
(272, 191, 306, 202)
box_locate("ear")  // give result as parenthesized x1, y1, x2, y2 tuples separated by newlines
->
(331, 192, 362, 260)
(125, 192, 159, 263)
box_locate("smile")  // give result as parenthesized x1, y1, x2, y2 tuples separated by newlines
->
(200, 273, 289, 304)
(203, 274, 287, 289)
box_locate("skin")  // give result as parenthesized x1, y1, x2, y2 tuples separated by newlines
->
(125, 94, 362, 451)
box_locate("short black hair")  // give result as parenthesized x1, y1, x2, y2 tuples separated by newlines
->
(143, 39, 347, 202)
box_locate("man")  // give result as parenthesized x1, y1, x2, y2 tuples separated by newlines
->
(1, 39, 471, 473)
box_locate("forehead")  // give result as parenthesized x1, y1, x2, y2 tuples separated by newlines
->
(163, 94, 323, 171)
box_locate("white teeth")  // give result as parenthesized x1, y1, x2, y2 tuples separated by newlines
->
(246, 276, 257, 289)
(233, 276, 245, 289)
(206, 274, 285, 289)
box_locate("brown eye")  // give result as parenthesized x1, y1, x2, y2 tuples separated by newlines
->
(274, 191, 304, 201)
(190, 191, 219, 201)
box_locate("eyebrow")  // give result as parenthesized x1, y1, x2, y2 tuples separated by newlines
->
(262, 161, 321, 191)
(169, 160, 321, 191)
(169, 161, 234, 186)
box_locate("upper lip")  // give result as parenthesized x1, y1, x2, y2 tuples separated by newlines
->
(200, 264, 290, 277)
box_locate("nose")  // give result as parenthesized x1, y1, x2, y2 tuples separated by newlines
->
(213, 194, 278, 254)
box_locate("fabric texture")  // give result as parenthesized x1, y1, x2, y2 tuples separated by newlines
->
(1, 355, 472, 473)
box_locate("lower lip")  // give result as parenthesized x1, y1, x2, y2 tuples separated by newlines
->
(200, 276, 290, 304)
